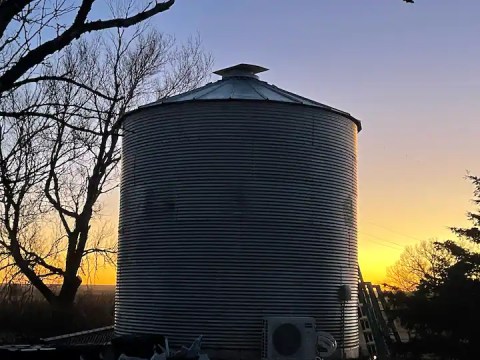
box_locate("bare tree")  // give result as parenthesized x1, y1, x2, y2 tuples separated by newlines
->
(0, 0, 177, 99)
(0, 23, 212, 308)
(385, 239, 453, 292)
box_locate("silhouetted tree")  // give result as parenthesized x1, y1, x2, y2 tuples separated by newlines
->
(385, 239, 452, 292)
(0, 0, 175, 99)
(0, 20, 212, 308)
(386, 175, 480, 359)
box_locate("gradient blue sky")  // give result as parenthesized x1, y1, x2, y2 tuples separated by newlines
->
(97, 1, 480, 284)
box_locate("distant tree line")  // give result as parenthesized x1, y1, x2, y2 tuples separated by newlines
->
(385, 175, 480, 359)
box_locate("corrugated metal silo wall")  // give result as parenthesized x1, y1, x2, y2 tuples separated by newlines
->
(115, 101, 359, 357)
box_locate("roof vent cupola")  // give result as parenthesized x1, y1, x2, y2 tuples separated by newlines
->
(213, 63, 268, 80)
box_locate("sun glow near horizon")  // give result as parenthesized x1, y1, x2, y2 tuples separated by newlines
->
(90, 174, 477, 287)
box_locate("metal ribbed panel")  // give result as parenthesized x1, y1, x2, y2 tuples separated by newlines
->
(115, 101, 359, 358)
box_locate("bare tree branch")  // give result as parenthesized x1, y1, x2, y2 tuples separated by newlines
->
(386, 239, 454, 292)
(0, 0, 175, 95)
(11, 75, 121, 101)
(0, 0, 34, 40)
(0, 110, 103, 136)
(0, 18, 212, 307)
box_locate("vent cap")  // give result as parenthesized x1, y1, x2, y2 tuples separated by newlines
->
(213, 63, 268, 79)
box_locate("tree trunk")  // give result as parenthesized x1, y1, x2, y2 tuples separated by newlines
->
(49, 276, 83, 333)
(57, 274, 82, 308)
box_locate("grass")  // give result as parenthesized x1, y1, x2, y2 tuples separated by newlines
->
(0, 288, 114, 344)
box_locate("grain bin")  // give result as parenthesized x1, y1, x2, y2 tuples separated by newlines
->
(115, 64, 361, 359)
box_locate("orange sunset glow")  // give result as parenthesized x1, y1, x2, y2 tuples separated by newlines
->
(93, 169, 477, 286)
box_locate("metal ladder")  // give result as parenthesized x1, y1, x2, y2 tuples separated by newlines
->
(358, 270, 401, 360)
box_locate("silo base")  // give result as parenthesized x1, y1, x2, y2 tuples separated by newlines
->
(337, 346, 360, 359)
(205, 349, 259, 360)
(204, 346, 359, 360)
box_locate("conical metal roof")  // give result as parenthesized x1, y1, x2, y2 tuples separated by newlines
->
(137, 63, 361, 130)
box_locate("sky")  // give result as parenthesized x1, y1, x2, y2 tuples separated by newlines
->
(96, 0, 480, 284)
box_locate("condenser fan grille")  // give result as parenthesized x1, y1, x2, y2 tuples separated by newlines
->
(272, 323, 302, 356)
